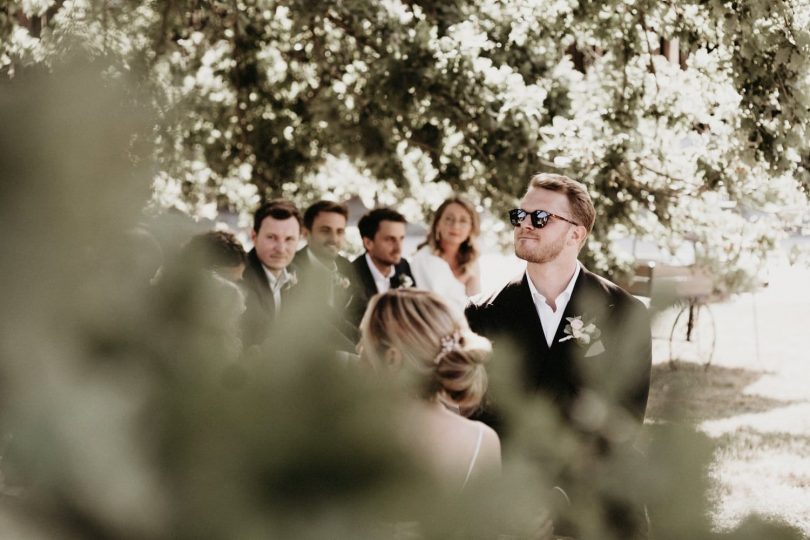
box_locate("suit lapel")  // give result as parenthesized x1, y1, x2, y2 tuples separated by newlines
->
(245, 249, 276, 315)
(499, 275, 551, 390)
(515, 274, 551, 357)
(352, 255, 378, 297)
(549, 270, 586, 355)
(390, 260, 413, 289)
(550, 267, 611, 360)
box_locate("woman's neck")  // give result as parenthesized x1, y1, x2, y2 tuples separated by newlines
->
(421, 396, 460, 418)
(439, 236, 461, 253)
(438, 241, 461, 269)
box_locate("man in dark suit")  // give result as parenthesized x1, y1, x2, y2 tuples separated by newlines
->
(465, 173, 652, 431)
(241, 199, 302, 346)
(349, 208, 417, 326)
(466, 173, 653, 539)
(292, 200, 358, 343)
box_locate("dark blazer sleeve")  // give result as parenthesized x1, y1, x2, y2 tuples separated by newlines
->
(465, 280, 518, 338)
(240, 250, 274, 347)
(583, 275, 652, 425)
(614, 293, 652, 423)
(347, 256, 374, 327)
(465, 296, 490, 335)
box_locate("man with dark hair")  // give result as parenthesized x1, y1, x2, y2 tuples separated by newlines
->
(242, 199, 302, 345)
(293, 200, 358, 342)
(180, 230, 247, 282)
(293, 200, 354, 305)
(349, 207, 417, 325)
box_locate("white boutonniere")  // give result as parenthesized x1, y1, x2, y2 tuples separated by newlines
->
(559, 316, 605, 357)
(332, 271, 351, 289)
(397, 274, 414, 288)
(282, 271, 298, 291)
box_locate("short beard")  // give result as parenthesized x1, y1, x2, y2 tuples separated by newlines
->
(515, 234, 566, 264)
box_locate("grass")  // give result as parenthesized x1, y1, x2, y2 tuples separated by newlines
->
(645, 262, 810, 537)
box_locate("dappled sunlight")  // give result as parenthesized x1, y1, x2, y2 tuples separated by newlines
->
(701, 403, 810, 438)
(3, 1, 810, 535)
(647, 261, 810, 536)
(744, 371, 810, 402)
(709, 435, 810, 535)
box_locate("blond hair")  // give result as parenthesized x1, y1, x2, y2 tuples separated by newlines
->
(360, 289, 490, 414)
(528, 173, 595, 235)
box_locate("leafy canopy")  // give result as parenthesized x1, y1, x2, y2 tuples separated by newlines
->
(3, 0, 809, 290)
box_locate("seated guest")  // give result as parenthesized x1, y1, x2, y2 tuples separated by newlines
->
(410, 196, 481, 313)
(242, 200, 301, 345)
(292, 200, 355, 310)
(358, 288, 500, 488)
(349, 208, 416, 326)
(125, 225, 164, 285)
(179, 230, 247, 282)
(293, 199, 359, 344)
(155, 230, 247, 358)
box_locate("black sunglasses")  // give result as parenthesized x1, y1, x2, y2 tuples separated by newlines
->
(508, 208, 580, 228)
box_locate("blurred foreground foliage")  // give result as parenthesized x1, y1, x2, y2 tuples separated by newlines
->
(1, 61, 806, 539)
(3, 0, 810, 293)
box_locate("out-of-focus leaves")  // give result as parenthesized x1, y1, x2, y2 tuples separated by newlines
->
(3, 0, 808, 292)
(1, 10, 809, 540)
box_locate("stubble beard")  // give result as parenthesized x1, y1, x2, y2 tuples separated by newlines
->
(370, 251, 400, 269)
(514, 234, 566, 264)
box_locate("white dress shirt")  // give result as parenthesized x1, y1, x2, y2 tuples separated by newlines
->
(365, 253, 394, 294)
(526, 262, 582, 347)
(261, 265, 295, 315)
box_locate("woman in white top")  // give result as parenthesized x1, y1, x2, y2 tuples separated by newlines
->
(411, 197, 481, 313)
(359, 288, 501, 489)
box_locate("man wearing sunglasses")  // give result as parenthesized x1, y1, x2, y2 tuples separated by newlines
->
(466, 173, 652, 433)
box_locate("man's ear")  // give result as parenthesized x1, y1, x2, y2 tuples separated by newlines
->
(302, 228, 311, 241)
(250, 229, 257, 243)
(384, 347, 403, 370)
(569, 225, 587, 248)
(361, 236, 373, 252)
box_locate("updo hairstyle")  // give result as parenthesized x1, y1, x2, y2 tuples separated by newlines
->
(360, 288, 490, 414)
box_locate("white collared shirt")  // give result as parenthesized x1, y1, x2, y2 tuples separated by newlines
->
(526, 262, 581, 347)
(365, 253, 394, 294)
(261, 265, 295, 315)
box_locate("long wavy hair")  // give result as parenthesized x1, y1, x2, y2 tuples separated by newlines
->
(419, 196, 480, 275)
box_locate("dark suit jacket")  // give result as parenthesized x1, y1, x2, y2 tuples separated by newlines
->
(292, 247, 359, 344)
(240, 248, 298, 346)
(348, 254, 417, 326)
(292, 247, 354, 307)
(241, 248, 358, 353)
(465, 266, 652, 430)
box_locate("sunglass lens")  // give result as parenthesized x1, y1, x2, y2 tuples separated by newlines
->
(530, 211, 550, 228)
(508, 209, 524, 226)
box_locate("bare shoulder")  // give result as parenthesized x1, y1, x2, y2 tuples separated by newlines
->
(471, 419, 501, 469)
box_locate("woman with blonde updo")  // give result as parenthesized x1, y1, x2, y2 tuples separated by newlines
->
(410, 197, 481, 313)
(359, 288, 500, 489)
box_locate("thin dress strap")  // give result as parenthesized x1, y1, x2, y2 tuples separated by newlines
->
(462, 423, 485, 488)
